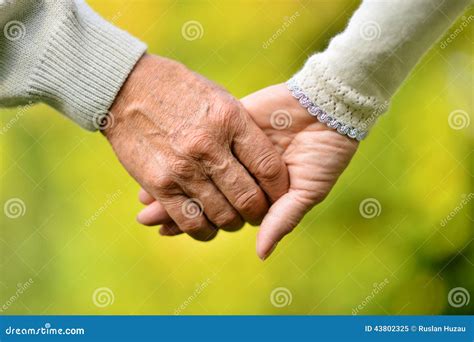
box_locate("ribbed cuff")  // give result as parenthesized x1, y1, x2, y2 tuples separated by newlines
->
(27, 2, 147, 131)
(289, 54, 388, 139)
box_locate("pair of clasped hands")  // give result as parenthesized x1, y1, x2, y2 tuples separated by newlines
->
(104, 54, 358, 260)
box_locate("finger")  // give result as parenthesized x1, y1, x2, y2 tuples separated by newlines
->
(151, 179, 218, 241)
(163, 194, 217, 241)
(232, 106, 289, 203)
(159, 222, 183, 236)
(256, 190, 311, 260)
(138, 188, 155, 205)
(142, 173, 247, 231)
(137, 200, 172, 226)
(182, 179, 244, 232)
(139, 193, 244, 233)
(207, 153, 269, 225)
(136, 199, 183, 235)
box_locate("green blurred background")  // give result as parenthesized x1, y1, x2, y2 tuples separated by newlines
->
(1, 0, 473, 315)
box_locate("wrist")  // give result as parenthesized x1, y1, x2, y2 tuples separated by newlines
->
(28, 1, 147, 131)
(101, 53, 155, 139)
(287, 79, 368, 141)
(288, 55, 388, 140)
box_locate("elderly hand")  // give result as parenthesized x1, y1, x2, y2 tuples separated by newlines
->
(136, 83, 358, 259)
(103, 55, 289, 241)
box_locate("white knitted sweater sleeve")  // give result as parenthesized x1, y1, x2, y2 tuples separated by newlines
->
(0, 0, 147, 131)
(288, 0, 472, 140)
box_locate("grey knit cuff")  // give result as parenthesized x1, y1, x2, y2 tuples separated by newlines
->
(27, 2, 147, 131)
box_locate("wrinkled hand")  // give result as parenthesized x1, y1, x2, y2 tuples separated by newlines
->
(104, 55, 288, 241)
(137, 83, 358, 259)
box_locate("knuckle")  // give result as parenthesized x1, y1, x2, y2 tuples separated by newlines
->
(204, 157, 230, 177)
(171, 159, 196, 180)
(213, 211, 239, 228)
(254, 152, 283, 181)
(214, 97, 238, 115)
(181, 222, 203, 234)
(182, 131, 216, 159)
(181, 219, 217, 241)
(234, 188, 262, 213)
(180, 217, 206, 233)
(212, 99, 243, 127)
(151, 174, 177, 192)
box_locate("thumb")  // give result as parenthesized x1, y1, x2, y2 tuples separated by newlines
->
(256, 190, 311, 260)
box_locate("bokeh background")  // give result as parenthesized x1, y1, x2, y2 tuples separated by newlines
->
(1, 0, 473, 315)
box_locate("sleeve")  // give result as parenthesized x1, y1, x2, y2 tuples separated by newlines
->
(0, 0, 147, 131)
(287, 0, 472, 140)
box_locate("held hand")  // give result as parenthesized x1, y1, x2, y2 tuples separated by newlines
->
(242, 84, 358, 258)
(104, 55, 288, 241)
(137, 84, 358, 259)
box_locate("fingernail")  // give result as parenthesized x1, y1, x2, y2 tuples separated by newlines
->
(262, 243, 278, 261)
(136, 206, 152, 224)
(159, 228, 170, 236)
